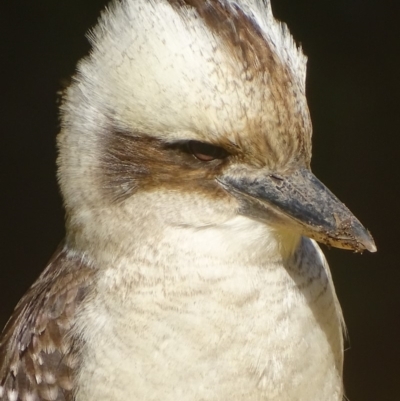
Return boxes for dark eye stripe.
[188,141,229,162]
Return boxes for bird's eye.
[188,141,229,162]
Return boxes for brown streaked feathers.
[0,246,95,401]
[101,130,232,202]
[167,0,311,164]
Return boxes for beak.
[217,167,376,253]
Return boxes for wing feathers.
[0,244,95,401]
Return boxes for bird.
[0,0,376,400]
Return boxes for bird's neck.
[72,215,343,401]
[68,213,301,283]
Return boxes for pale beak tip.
[356,227,377,253]
[363,232,377,253]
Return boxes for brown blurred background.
[0,1,399,400]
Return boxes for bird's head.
[57,0,375,260]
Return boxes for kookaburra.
[0,0,376,400]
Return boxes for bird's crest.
[72,0,311,162]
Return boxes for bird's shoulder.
[0,244,96,401]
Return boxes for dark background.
[1,1,399,400]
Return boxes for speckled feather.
[0,246,95,401]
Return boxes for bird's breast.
[74,238,343,401]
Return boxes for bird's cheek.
[149,187,240,228]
